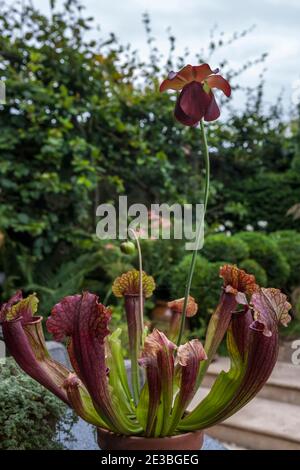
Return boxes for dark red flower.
[160,64,231,126]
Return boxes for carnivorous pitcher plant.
[0,64,291,441]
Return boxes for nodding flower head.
[160,63,231,126]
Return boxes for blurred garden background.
[1,0,300,450]
[1,0,300,334]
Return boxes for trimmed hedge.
[234,232,290,287]
[202,233,249,263]
[271,230,300,287]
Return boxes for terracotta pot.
[97,427,204,451]
[151,300,172,321]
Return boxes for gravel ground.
[59,417,226,450]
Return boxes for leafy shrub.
[239,259,268,286]
[216,172,300,233]
[235,232,290,287]
[271,230,300,287]
[140,239,185,298]
[202,233,249,263]
[0,358,74,450]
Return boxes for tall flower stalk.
[128,228,144,334]
[160,64,231,346]
[177,120,210,346]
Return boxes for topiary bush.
[235,232,290,287]
[271,230,300,288]
[0,358,75,449]
[140,238,185,298]
[202,233,249,263]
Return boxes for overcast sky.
[30,0,300,112]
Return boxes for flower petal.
[206,75,231,97]
[192,64,215,83]
[179,82,211,121]
[174,98,200,127]
[159,64,215,92]
[203,92,221,122]
[159,64,194,92]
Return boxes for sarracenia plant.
[0,64,292,437]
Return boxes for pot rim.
[97,427,203,441]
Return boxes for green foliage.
[221,171,300,233]
[235,232,290,287]
[0,0,211,265]
[140,239,185,298]
[207,97,300,233]
[0,358,74,450]
[202,233,249,263]
[0,0,299,340]
[0,0,297,254]
[0,235,135,317]
[271,230,300,287]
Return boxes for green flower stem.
[127,228,144,404]
[103,287,112,305]
[177,119,210,346]
[128,228,144,335]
